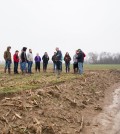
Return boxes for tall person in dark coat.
[42,52,49,72]
[55,47,62,77]
[77,49,85,75]
[21,47,27,74]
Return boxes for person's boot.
[4,68,6,73]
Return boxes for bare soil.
[0,70,120,134]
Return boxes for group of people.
[3,46,85,77]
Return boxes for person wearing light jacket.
[27,49,33,74]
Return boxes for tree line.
[86,52,120,64]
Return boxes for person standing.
[77,49,85,75]
[4,46,12,74]
[21,47,27,74]
[13,50,19,74]
[34,53,41,72]
[64,52,71,73]
[55,47,62,77]
[73,50,78,73]
[42,52,49,72]
[27,49,33,74]
[52,52,57,72]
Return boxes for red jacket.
[13,54,19,62]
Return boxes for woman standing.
[34,53,41,72]
[42,52,49,72]
[13,50,19,74]
[64,52,71,73]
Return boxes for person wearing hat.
[13,50,19,74]
[4,46,12,74]
[21,47,27,74]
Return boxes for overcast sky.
[0,0,120,61]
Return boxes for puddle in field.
[92,87,120,134]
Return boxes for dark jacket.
[56,50,62,61]
[21,52,27,63]
[77,51,84,63]
[52,55,57,63]
[64,55,71,63]
[4,47,11,61]
[42,55,49,64]
[34,56,41,62]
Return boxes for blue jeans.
[21,62,27,72]
[5,60,11,69]
[78,62,83,74]
[65,62,70,72]
[53,62,56,71]
[28,61,33,73]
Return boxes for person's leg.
[68,63,70,72]
[43,62,45,72]
[28,61,30,73]
[16,62,19,73]
[38,62,40,72]
[4,60,8,73]
[14,62,17,74]
[8,61,11,74]
[30,61,33,73]
[65,63,68,73]
[78,62,83,75]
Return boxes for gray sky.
[0,0,120,61]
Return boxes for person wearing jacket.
[77,49,85,75]
[27,49,33,74]
[34,53,41,72]
[55,47,62,77]
[21,47,27,74]
[42,52,49,72]
[73,50,78,73]
[52,52,57,72]
[64,52,71,73]
[13,50,19,74]
[4,46,12,74]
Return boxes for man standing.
[13,50,19,74]
[27,49,33,74]
[21,47,27,74]
[55,47,62,78]
[4,46,12,74]
[77,49,85,75]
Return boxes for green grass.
[84,64,120,70]
[0,63,119,94]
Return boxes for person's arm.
[4,52,7,60]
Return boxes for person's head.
[56,47,59,51]
[7,46,11,52]
[23,47,27,52]
[66,52,69,56]
[54,52,56,55]
[29,49,32,53]
[15,50,19,55]
[36,53,39,56]
[44,52,48,55]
